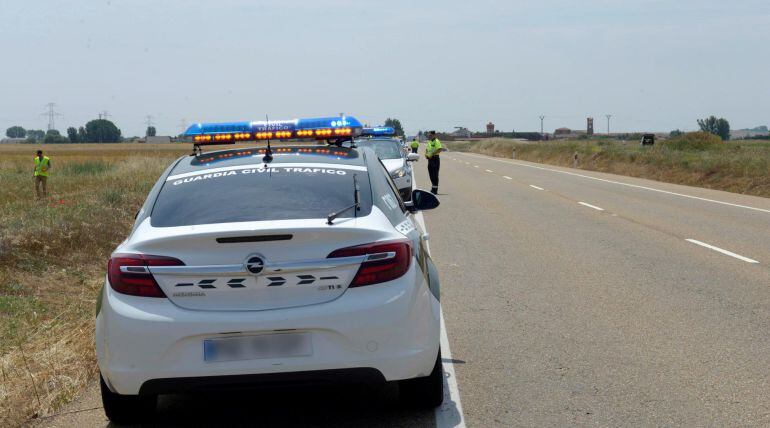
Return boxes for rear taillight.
[328,240,412,287]
[107,253,184,298]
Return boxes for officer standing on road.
[410,137,419,154]
[34,150,51,199]
[425,131,443,194]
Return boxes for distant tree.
[6,126,26,138]
[146,126,157,137]
[67,127,78,143]
[383,118,404,136]
[697,116,730,141]
[26,129,46,141]
[43,132,69,144]
[84,119,122,143]
[669,129,684,137]
[77,126,87,142]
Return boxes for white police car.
[95,116,443,423]
[357,127,419,201]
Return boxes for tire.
[100,375,156,424]
[399,351,444,408]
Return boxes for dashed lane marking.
[529,185,544,190]
[458,153,770,215]
[686,239,759,264]
[579,201,605,211]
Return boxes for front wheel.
[399,351,444,408]
[100,375,156,424]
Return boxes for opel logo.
[245,256,264,275]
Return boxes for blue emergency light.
[361,126,395,136]
[183,116,364,145]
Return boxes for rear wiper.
[327,174,360,225]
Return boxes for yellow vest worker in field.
[34,150,51,199]
[410,138,419,153]
[425,131,443,194]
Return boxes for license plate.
[203,333,312,363]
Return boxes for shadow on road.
[111,383,436,428]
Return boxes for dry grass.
[446,136,770,198]
[0,142,248,426]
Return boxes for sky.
[1,0,769,137]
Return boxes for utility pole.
[98,110,111,120]
[605,114,612,135]
[539,115,545,136]
[41,103,62,131]
[178,118,187,134]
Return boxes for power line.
[178,118,187,133]
[605,114,613,135]
[41,103,62,131]
[539,115,546,135]
[98,110,111,120]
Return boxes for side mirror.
[405,189,440,212]
[406,153,420,162]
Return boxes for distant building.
[0,137,26,144]
[486,122,495,133]
[142,136,172,144]
[451,127,471,138]
[587,118,594,136]
[731,126,769,139]
[554,127,572,136]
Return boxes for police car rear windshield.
[151,154,373,227]
[355,139,403,160]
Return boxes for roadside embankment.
[445,134,770,198]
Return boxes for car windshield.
[356,139,403,160]
[151,162,373,227]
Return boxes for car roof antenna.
[263,114,273,164]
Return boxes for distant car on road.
[95,116,443,424]
[356,137,419,201]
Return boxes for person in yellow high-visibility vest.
[425,131,443,194]
[410,138,419,154]
[34,150,51,198]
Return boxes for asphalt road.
[36,151,770,427]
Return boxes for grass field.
[0,143,249,426]
[445,134,770,198]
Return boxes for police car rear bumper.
[96,264,440,395]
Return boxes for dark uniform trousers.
[428,155,440,194]
[411,147,418,153]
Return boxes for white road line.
[436,310,466,428]
[485,169,493,173]
[473,165,479,168]
[412,176,466,427]
[459,153,770,215]
[529,185,544,190]
[503,176,513,180]
[685,239,759,264]
[579,201,605,211]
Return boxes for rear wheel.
[100,375,156,424]
[399,351,444,408]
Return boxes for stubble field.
[0,143,245,426]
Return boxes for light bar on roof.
[183,116,363,145]
[361,126,395,136]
